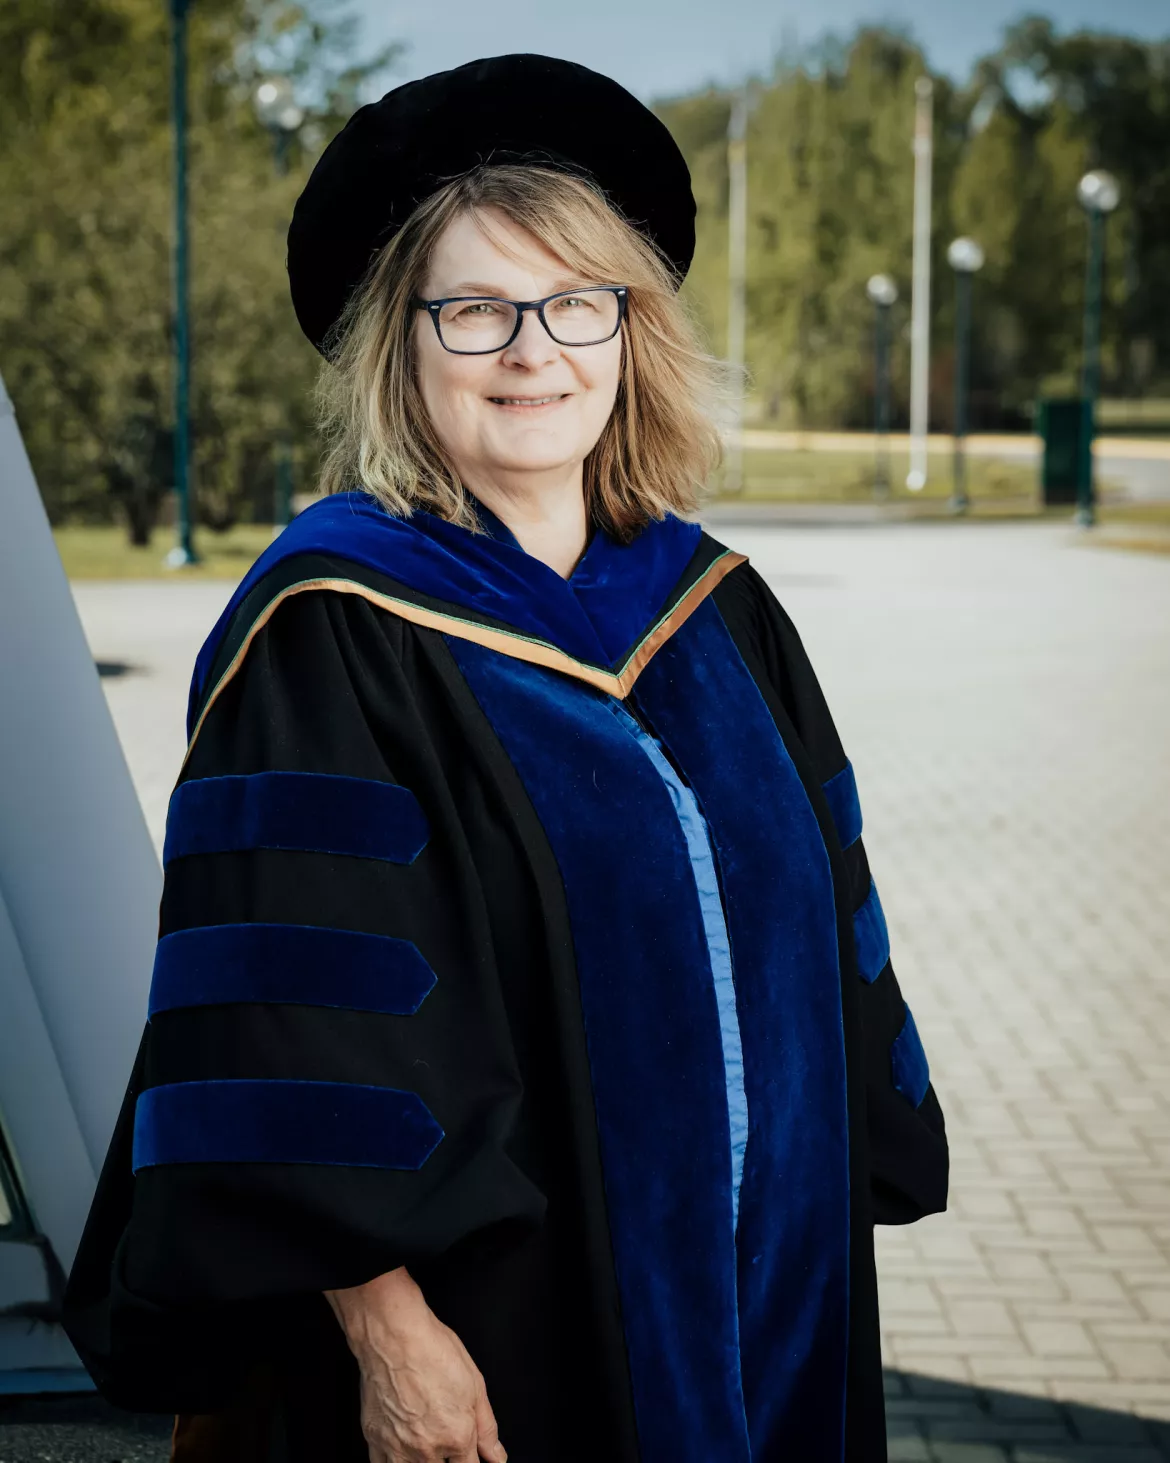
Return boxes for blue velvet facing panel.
[163,771,429,866]
[148,924,436,1018]
[853,878,891,984]
[890,1007,931,1108]
[448,638,751,1463]
[636,601,850,1462]
[449,596,852,1463]
[822,761,863,850]
[131,1079,443,1173]
[607,702,749,1234]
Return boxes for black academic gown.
[63,493,947,1463]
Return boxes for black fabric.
[712,564,950,1226]
[64,551,946,1463]
[287,53,696,352]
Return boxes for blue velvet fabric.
[148,923,436,1018]
[635,601,850,1460]
[607,702,748,1232]
[449,597,851,1462]
[163,771,429,866]
[131,1079,444,1172]
[189,493,703,732]
[822,761,863,850]
[890,1007,931,1108]
[853,878,891,985]
[448,638,751,1463]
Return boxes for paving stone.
[887,1430,932,1463]
[945,1301,1021,1338]
[928,1443,1009,1463]
[1065,1402,1157,1442]
[1019,1322,1100,1359]
[1012,1450,1166,1463]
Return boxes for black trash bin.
[1037,397,1087,506]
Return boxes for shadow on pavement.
[886,1369,1170,1461]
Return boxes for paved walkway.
[65,520,1170,1461]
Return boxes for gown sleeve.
[713,562,949,1226]
[63,585,544,1411]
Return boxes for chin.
[485,433,588,474]
[493,452,581,474]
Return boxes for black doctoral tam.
[287,53,697,352]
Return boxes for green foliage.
[0,0,395,535]
[658,21,1170,429]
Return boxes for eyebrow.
[437,278,596,298]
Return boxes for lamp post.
[906,76,934,491]
[165,0,197,566]
[253,77,304,531]
[253,76,304,176]
[946,237,984,515]
[1075,169,1120,528]
[866,275,898,500]
[724,88,749,495]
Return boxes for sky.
[351,0,1169,102]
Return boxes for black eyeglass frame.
[413,286,628,355]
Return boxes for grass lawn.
[710,447,1039,503]
[1090,501,1170,554]
[54,523,277,580]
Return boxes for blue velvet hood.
[189,491,705,738]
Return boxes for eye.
[457,300,506,318]
[553,294,600,312]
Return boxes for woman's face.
[413,208,623,492]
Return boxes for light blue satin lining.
[609,703,749,1233]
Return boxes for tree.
[657,21,1170,429]
[0,0,397,538]
[967,17,1170,401]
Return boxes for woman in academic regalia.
[64,54,947,1463]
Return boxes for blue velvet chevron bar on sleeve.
[821,762,862,851]
[163,771,429,866]
[853,879,891,985]
[890,1008,931,1108]
[131,1079,444,1172]
[148,924,437,1018]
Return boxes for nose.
[500,307,561,370]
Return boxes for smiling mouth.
[488,394,570,407]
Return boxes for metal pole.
[168,0,196,565]
[274,435,293,529]
[725,89,748,495]
[1077,208,1105,528]
[874,301,891,500]
[951,268,972,514]
[271,126,293,530]
[906,77,933,491]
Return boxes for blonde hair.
[315,165,722,539]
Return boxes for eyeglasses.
[413,286,628,355]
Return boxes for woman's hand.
[325,1266,507,1463]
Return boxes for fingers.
[376,1419,481,1463]
[473,1383,507,1463]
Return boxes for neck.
[466,466,589,579]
